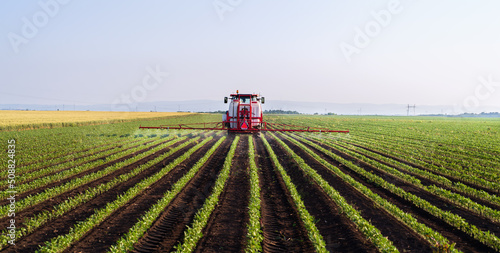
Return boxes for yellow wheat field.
[0,110,191,130]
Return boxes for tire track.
[64,136,220,253]
[0,138,163,207]
[254,135,314,253]
[338,142,500,211]
[346,141,498,195]
[278,134,429,252]
[132,135,234,253]
[301,136,493,253]
[0,137,193,252]
[328,141,500,238]
[0,139,145,191]
[194,136,250,253]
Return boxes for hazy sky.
[1,0,500,111]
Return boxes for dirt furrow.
[338,142,500,211]
[254,135,314,253]
[132,135,233,253]
[346,141,499,196]
[301,136,493,253]
[64,136,220,252]
[268,134,380,252]
[0,139,146,191]
[16,139,125,169]
[1,138,196,253]
[326,141,500,238]
[0,138,193,251]
[194,136,250,253]
[0,138,166,207]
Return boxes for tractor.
[139,91,349,134]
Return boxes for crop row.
[305,133,500,251]
[261,134,328,252]
[325,138,500,223]
[36,135,212,252]
[3,128,124,168]
[283,133,457,252]
[333,139,500,212]
[356,131,500,167]
[244,135,263,253]
[265,115,499,158]
[109,135,226,252]
[345,118,499,155]
[0,134,190,218]
[351,133,500,181]
[0,138,133,176]
[340,135,500,193]
[0,134,201,249]
[0,137,156,195]
[269,132,398,252]
[173,136,239,252]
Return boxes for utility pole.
[407,104,416,116]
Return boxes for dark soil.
[300,135,495,253]
[194,136,250,253]
[268,134,381,252]
[0,139,144,191]
[132,135,234,253]
[0,138,166,207]
[64,136,221,253]
[254,135,315,253]
[0,137,194,253]
[346,141,499,196]
[339,142,500,212]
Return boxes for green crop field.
[1,113,499,252]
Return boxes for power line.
[407,104,416,116]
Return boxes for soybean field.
[1,113,500,252]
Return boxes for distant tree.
[264,110,300,114]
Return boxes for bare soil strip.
[0,139,145,191]
[327,141,500,238]
[269,134,381,252]
[0,138,168,207]
[254,135,314,253]
[347,141,498,195]
[339,142,500,211]
[132,136,234,253]
[64,136,220,252]
[16,139,124,169]
[193,136,250,253]
[0,138,193,250]
[301,136,493,253]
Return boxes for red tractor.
[222,92,264,133]
[140,91,349,134]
